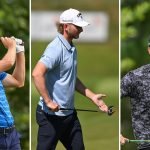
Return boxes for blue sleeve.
[39,45,61,70]
[0,72,7,81]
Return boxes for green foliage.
[121,0,150,74]
[121,58,136,75]
[0,0,29,149]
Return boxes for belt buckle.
[4,127,10,135]
[4,126,13,135]
[3,128,8,135]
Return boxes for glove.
[11,36,25,53]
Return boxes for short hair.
[56,22,64,34]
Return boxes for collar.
[57,33,73,51]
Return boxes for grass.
[31,41,119,150]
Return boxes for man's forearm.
[0,48,16,71]
[33,72,59,111]
[12,52,25,87]
[75,78,95,101]
[33,75,52,104]
[75,78,108,110]
[0,61,14,72]
[0,37,16,71]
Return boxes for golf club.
[60,106,115,116]
[128,140,150,143]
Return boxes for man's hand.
[92,94,108,112]
[11,37,25,53]
[1,37,16,49]
[120,134,129,145]
[46,101,60,112]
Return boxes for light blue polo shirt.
[0,72,14,127]
[38,34,77,116]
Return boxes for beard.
[66,30,80,39]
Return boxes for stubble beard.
[67,30,80,40]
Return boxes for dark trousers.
[0,129,21,150]
[36,105,85,150]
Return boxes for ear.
[64,24,70,34]
[64,24,68,30]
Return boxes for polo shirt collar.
[58,34,73,51]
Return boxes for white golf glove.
[11,36,25,53]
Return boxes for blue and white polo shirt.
[0,72,14,127]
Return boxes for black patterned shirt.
[121,64,150,149]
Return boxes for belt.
[37,105,76,120]
[0,125,15,135]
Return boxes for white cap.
[60,8,90,27]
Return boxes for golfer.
[120,39,150,150]
[32,8,108,150]
[0,37,25,149]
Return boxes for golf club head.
[107,106,115,116]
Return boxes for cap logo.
[77,13,83,19]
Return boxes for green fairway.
[31,41,119,150]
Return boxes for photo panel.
[121,0,150,150]
[0,0,29,149]
[31,0,119,150]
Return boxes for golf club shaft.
[60,106,115,116]
[128,140,150,143]
[60,108,99,112]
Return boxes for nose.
[76,26,83,32]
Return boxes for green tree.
[121,0,150,75]
[0,0,29,149]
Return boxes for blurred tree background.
[121,0,150,150]
[0,0,29,149]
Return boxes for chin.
[74,35,79,39]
